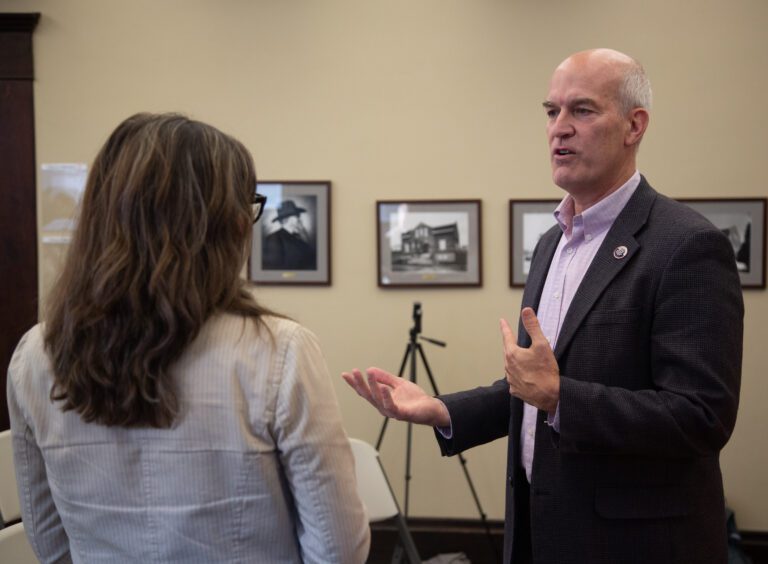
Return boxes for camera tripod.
[376,302,498,561]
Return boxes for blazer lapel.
[553,178,658,359]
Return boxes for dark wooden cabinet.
[0,13,40,430]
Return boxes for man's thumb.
[521,307,545,342]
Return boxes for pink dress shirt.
[520,171,641,483]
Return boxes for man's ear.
[626,108,649,147]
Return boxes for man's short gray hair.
[618,61,653,114]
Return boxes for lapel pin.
[613,245,628,259]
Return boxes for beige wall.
[4,0,767,529]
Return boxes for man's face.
[283,214,302,234]
[544,53,636,202]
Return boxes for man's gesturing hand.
[341,367,450,427]
[500,307,561,413]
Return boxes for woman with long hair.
[7,113,369,563]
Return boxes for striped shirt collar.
[554,171,641,240]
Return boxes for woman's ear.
[238,215,251,239]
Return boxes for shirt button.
[586,234,593,241]
[553,292,560,299]
[566,248,574,255]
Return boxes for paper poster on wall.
[39,163,88,305]
[40,163,87,244]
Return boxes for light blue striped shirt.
[8,314,370,564]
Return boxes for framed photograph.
[376,200,482,288]
[249,181,331,285]
[509,199,560,287]
[679,198,766,289]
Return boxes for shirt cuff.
[435,400,453,439]
[545,402,560,433]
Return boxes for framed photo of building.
[376,199,482,288]
[249,181,331,285]
[679,198,766,289]
[509,199,560,287]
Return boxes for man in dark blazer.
[343,48,743,564]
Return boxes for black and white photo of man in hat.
[262,198,317,270]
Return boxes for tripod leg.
[393,513,422,564]
[376,418,389,452]
[376,344,413,451]
[416,344,441,396]
[397,343,411,378]
[403,340,418,518]
[390,543,405,564]
[404,421,413,517]
[457,452,500,560]
[416,344,499,560]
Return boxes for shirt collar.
[554,171,641,239]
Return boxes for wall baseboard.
[369,517,503,563]
[741,531,768,563]
[369,518,768,564]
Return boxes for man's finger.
[520,307,547,344]
[499,318,517,351]
[379,385,398,416]
[340,369,361,391]
[366,370,386,407]
[342,369,373,402]
[365,366,401,388]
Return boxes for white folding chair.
[0,430,37,562]
[349,438,421,564]
[0,429,21,523]
[0,522,37,563]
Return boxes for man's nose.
[550,112,574,140]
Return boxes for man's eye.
[546,109,558,119]
[574,108,592,115]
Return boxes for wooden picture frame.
[509,199,560,287]
[249,181,331,285]
[679,198,766,289]
[376,200,482,288]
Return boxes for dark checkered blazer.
[436,177,743,564]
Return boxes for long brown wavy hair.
[45,113,272,428]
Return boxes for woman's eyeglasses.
[252,193,267,224]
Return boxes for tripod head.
[409,302,446,347]
[411,302,422,337]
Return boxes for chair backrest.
[0,429,21,523]
[348,438,400,522]
[349,438,422,563]
[0,522,37,563]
